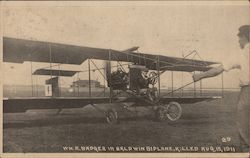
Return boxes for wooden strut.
[221,72,224,97]
[90,103,138,120]
[77,72,79,97]
[171,71,174,97]
[88,59,92,98]
[163,81,195,97]
[181,72,184,97]
[89,59,106,79]
[103,68,106,97]
[119,50,175,67]
[125,90,160,107]
[49,43,53,98]
[80,63,129,73]
[30,61,33,97]
[200,79,202,96]
[58,64,61,97]
[36,75,38,97]
[157,55,161,98]
[108,49,112,103]
[89,59,106,97]
[193,72,196,98]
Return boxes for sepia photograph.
[1,1,249,157]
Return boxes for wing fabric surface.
[33,69,80,77]
[3,37,218,72]
[3,37,108,64]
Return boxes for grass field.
[3,91,244,153]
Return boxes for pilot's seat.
[129,65,158,101]
[129,65,150,91]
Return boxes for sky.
[1,1,249,89]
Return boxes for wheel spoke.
[106,109,118,124]
[166,102,182,121]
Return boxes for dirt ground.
[3,91,244,153]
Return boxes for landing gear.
[154,102,182,122]
[104,102,182,124]
[155,106,168,121]
[165,102,182,121]
[106,108,119,124]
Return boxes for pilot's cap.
[237,25,250,40]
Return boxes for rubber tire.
[166,101,182,121]
[155,106,168,122]
[106,109,119,124]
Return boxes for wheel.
[155,106,168,122]
[106,109,119,124]
[166,102,182,121]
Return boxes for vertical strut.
[58,64,61,97]
[36,75,38,97]
[193,72,196,98]
[49,43,53,97]
[49,44,52,81]
[73,77,75,97]
[171,71,174,97]
[109,49,112,103]
[221,72,224,97]
[157,56,161,97]
[77,72,79,97]
[103,68,106,97]
[200,79,202,96]
[88,59,92,98]
[30,61,33,97]
[181,72,183,97]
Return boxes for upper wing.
[3,37,110,64]
[3,37,218,72]
[127,52,218,72]
[33,69,80,77]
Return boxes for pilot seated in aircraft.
[138,69,150,89]
[129,65,150,91]
[136,69,158,101]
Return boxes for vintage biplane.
[3,37,223,124]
